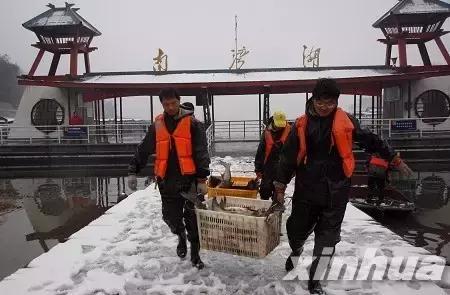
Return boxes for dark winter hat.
[181,102,195,111]
[311,78,340,100]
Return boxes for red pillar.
[48,53,61,76]
[385,44,392,66]
[84,52,91,74]
[435,37,450,65]
[70,45,78,77]
[28,49,45,76]
[398,38,407,67]
[417,42,431,66]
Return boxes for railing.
[213,120,265,142]
[212,117,450,141]
[0,122,218,154]
[0,123,150,145]
[1,116,450,147]
[358,117,450,138]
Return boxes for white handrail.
[0,123,151,145]
[1,116,449,146]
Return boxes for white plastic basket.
[196,196,281,258]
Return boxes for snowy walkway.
[0,157,449,295]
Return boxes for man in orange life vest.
[255,111,291,200]
[273,78,412,294]
[128,88,210,269]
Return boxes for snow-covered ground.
[0,157,449,295]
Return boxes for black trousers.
[286,197,347,281]
[161,195,199,244]
[259,175,275,201]
[367,177,386,202]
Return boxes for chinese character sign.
[302,45,320,68]
[229,46,249,70]
[153,48,168,71]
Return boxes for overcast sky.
[1,0,449,120]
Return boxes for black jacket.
[129,108,211,195]
[275,101,395,207]
[255,118,289,180]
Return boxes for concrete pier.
[0,177,448,294]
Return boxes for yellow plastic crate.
[196,196,281,258]
[207,176,258,199]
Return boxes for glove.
[391,155,413,177]
[128,174,137,191]
[196,178,208,195]
[397,160,413,177]
[273,181,286,204]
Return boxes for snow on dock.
[0,157,448,295]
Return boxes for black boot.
[176,232,187,258]
[376,196,385,206]
[308,280,325,295]
[285,247,303,272]
[366,196,377,204]
[190,242,204,269]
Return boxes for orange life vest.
[296,108,355,178]
[264,125,291,163]
[154,114,196,179]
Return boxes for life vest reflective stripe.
[264,124,291,163]
[296,108,355,178]
[296,116,308,165]
[154,114,196,179]
[369,156,389,170]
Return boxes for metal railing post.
[419,119,423,138]
[87,125,90,143]
[116,123,119,144]
[57,125,61,144]
[228,121,231,140]
[388,119,392,138]
[243,121,246,139]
